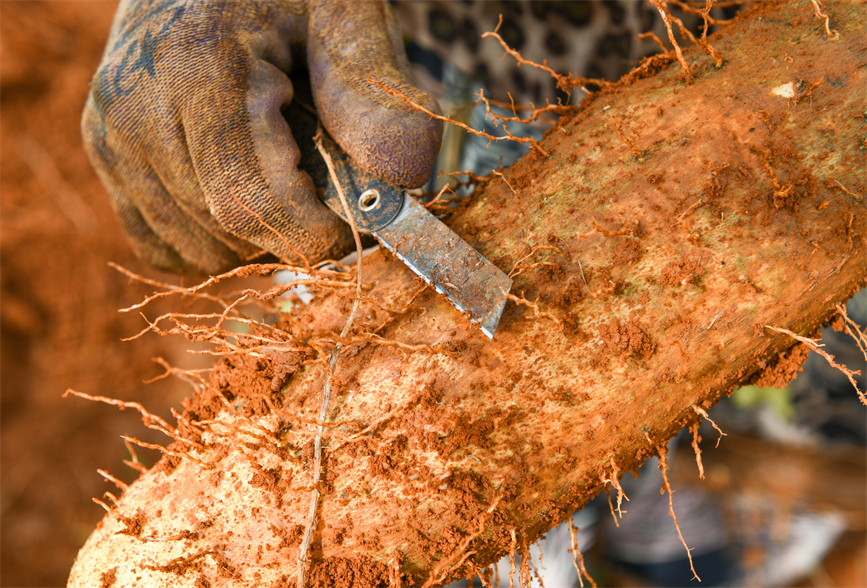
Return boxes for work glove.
[82,0,443,274]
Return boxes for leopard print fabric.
[391,1,739,187]
[394,0,728,106]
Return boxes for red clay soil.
[0,2,205,585]
[68,2,866,587]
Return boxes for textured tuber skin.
[70,3,866,587]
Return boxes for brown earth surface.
[0,2,206,585]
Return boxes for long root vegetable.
[70,3,866,586]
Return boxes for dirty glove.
[82,0,443,274]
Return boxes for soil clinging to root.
[70,2,866,587]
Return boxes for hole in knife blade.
[358,189,381,212]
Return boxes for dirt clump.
[99,567,118,588]
[611,238,644,265]
[751,341,812,390]
[659,255,707,287]
[308,557,390,588]
[598,319,657,361]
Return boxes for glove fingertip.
[308,0,444,188]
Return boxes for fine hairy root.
[765,324,865,406]
[600,457,629,526]
[480,15,611,98]
[567,520,596,588]
[369,77,549,157]
[650,0,696,82]
[809,0,839,39]
[652,436,700,582]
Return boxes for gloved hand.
[83,0,443,274]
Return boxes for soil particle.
[117,510,146,537]
[199,351,296,422]
[368,453,392,477]
[647,171,665,186]
[155,453,182,476]
[751,342,811,389]
[433,525,466,555]
[828,313,847,332]
[441,414,497,455]
[265,348,310,392]
[702,162,746,205]
[272,523,305,550]
[449,470,487,497]
[659,255,707,286]
[598,319,657,360]
[100,567,117,588]
[250,466,282,491]
[419,375,447,406]
[611,238,644,265]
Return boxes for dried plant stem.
[295,134,365,588]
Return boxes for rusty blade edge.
[373,196,512,339]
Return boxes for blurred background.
[1,3,204,585]
[1,2,864,586]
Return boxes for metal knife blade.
[373,193,512,338]
[290,105,512,337]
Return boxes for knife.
[295,118,512,338]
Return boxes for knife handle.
[290,102,404,234]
